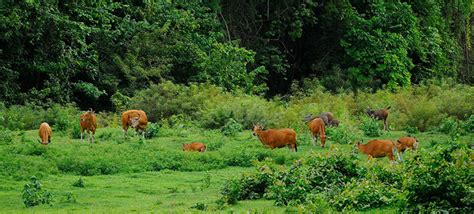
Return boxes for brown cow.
[366,106,391,130]
[396,136,419,153]
[355,139,400,162]
[38,122,52,145]
[252,124,297,152]
[121,110,148,138]
[80,109,97,143]
[307,117,326,147]
[303,112,339,127]
[182,142,206,152]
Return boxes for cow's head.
[130,117,140,128]
[302,114,314,122]
[252,123,263,136]
[80,109,95,122]
[366,108,375,117]
[182,143,189,151]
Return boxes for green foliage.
[220,118,243,136]
[325,125,354,144]
[360,117,382,137]
[438,117,462,137]
[22,176,54,207]
[145,123,160,139]
[72,177,85,188]
[400,141,472,212]
[0,128,14,145]
[190,202,207,211]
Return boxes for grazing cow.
[38,122,52,145]
[307,117,326,147]
[252,124,297,152]
[80,109,97,143]
[303,112,340,127]
[396,136,419,153]
[182,142,206,152]
[121,110,148,138]
[355,139,400,162]
[366,106,391,130]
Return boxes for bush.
[145,122,160,138]
[438,117,463,138]
[325,124,355,144]
[461,115,474,134]
[219,165,274,205]
[221,118,243,136]
[400,141,472,212]
[22,176,54,207]
[331,179,398,211]
[359,117,382,137]
[72,177,85,188]
[0,128,14,144]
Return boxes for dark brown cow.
[366,106,391,130]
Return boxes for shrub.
[22,176,54,207]
[72,177,85,188]
[221,118,243,136]
[190,202,207,211]
[438,117,462,138]
[145,122,160,138]
[0,128,14,144]
[400,141,472,212]
[359,117,382,137]
[331,179,398,211]
[325,124,355,144]
[461,115,474,134]
[219,165,274,205]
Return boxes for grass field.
[0,126,471,213]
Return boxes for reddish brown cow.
[121,110,148,138]
[307,117,326,147]
[183,142,207,152]
[252,124,297,152]
[366,106,391,130]
[396,136,419,153]
[38,122,52,145]
[356,139,400,162]
[80,109,97,143]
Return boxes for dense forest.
[1,0,472,110]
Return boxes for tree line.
[0,0,472,110]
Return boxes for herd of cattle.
[37,106,417,162]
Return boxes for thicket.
[219,141,473,212]
[1,0,472,110]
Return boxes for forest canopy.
[0,0,472,110]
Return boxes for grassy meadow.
[0,125,471,212]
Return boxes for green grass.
[0,126,471,212]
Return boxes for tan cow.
[252,124,297,152]
[121,110,148,138]
[183,142,207,152]
[80,109,97,143]
[38,122,52,145]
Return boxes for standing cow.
[306,117,326,147]
[366,106,391,130]
[121,110,148,138]
[252,124,298,152]
[38,122,52,145]
[80,109,97,143]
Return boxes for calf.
[80,109,97,143]
[366,106,391,130]
[252,124,297,152]
[183,142,207,152]
[121,110,148,138]
[307,117,326,147]
[396,136,419,153]
[38,122,52,145]
[356,139,400,162]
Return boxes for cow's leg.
[384,119,388,130]
[80,130,83,143]
[123,127,128,138]
[91,131,95,144]
[311,134,316,146]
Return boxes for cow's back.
[309,118,325,134]
[398,137,417,151]
[365,140,394,157]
